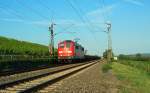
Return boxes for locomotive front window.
[82,47,84,51]
[59,43,64,48]
[66,42,70,48]
[76,46,79,49]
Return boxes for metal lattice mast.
[49,23,56,57]
[106,22,112,62]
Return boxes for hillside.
[128,53,150,57]
[0,36,50,56]
[141,53,150,57]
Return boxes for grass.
[112,62,150,93]
[102,63,112,73]
[118,60,150,73]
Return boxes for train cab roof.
[58,40,84,48]
[58,40,74,43]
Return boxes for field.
[111,60,150,93]
[118,60,150,73]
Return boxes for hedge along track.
[0,60,98,93]
[0,64,64,77]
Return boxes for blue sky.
[0,0,149,55]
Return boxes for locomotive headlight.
[67,51,72,53]
[59,51,63,53]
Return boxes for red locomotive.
[58,40,85,62]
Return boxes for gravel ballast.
[39,60,120,93]
[0,62,86,86]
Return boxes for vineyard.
[0,36,58,71]
[0,36,59,62]
[0,36,50,56]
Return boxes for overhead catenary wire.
[64,0,91,39]
[0,1,77,47]
[65,0,97,37]
[0,2,41,24]
[65,0,93,32]
[0,6,25,20]
[65,0,100,48]
[72,0,99,32]
[1,4,43,24]
[37,0,78,39]
[98,0,113,61]
[71,0,102,44]
[15,0,77,41]
[0,2,50,31]
[0,0,105,55]
[15,0,50,21]
[37,0,55,22]
[72,0,105,45]
[71,0,110,56]
[38,0,53,13]
[97,0,106,22]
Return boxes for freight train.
[58,40,85,62]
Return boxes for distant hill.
[0,36,50,56]
[119,53,150,61]
[141,53,150,57]
[123,53,150,57]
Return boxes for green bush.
[102,63,112,73]
[118,54,150,61]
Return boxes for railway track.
[0,60,98,93]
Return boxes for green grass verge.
[112,62,150,93]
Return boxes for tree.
[103,49,114,59]
[135,53,142,61]
[136,53,142,58]
[103,50,107,59]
